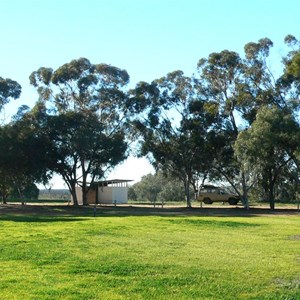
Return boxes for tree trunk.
[269,180,275,210]
[82,186,88,206]
[1,191,8,204]
[241,195,249,210]
[184,178,192,208]
[16,183,25,205]
[81,162,90,206]
[241,172,249,210]
[70,183,78,206]
[269,191,275,210]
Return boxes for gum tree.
[196,49,252,207]
[0,76,21,202]
[196,38,289,209]
[129,71,216,207]
[235,106,300,210]
[30,58,131,205]
[0,108,51,204]
[0,77,21,113]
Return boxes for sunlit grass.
[0,209,299,299]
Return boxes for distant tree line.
[1,35,300,209]
[39,189,71,201]
[128,172,191,204]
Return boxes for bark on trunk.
[16,184,25,205]
[70,183,78,206]
[241,174,249,210]
[82,186,88,206]
[242,196,249,210]
[269,180,275,210]
[269,192,275,210]
[184,178,192,208]
[81,164,89,206]
[2,193,8,204]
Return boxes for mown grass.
[0,207,299,299]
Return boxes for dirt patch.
[0,203,299,218]
[289,235,300,240]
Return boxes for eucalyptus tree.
[30,58,131,205]
[277,35,300,202]
[195,49,255,207]
[235,106,300,210]
[241,38,291,121]
[240,36,300,207]
[130,172,168,204]
[129,172,187,204]
[282,35,300,80]
[197,49,244,135]
[129,71,216,207]
[46,111,127,205]
[0,107,51,204]
[280,35,300,109]
[195,38,295,209]
[0,77,22,202]
[0,76,21,112]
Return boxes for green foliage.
[194,36,300,209]
[131,71,216,207]
[235,106,300,209]
[127,36,300,209]
[2,35,300,209]
[38,189,70,201]
[29,58,132,205]
[197,49,243,133]
[129,172,187,203]
[0,77,21,111]
[30,58,129,115]
[0,210,299,299]
[131,173,165,203]
[285,52,300,78]
[9,182,39,200]
[157,180,187,202]
[0,114,51,203]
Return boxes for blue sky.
[1,0,299,187]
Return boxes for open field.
[0,205,299,299]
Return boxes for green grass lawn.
[0,206,299,299]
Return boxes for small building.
[74,179,133,205]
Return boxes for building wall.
[74,187,96,205]
[111,187,128,204]
[73,185,129,204]
[75,187,83,205]
[87,189,96,204]
[97,186,113,204]
[97,186,128,204]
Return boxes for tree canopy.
[1,36,300,209]
[0,77,21,112]
[29,58,131,205]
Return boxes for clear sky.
[1,0,299,188]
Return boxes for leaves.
[235,105,300,207]
[30,58,130,117]
[0,77,21,110]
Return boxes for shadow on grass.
[166,218,261,228]
[0,215,87,223]
[0,204,297,223]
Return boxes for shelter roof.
[91,179,133,187]
[95,179,133,184]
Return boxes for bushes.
[128,172,192,203]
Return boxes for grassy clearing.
[0,206,299,299]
